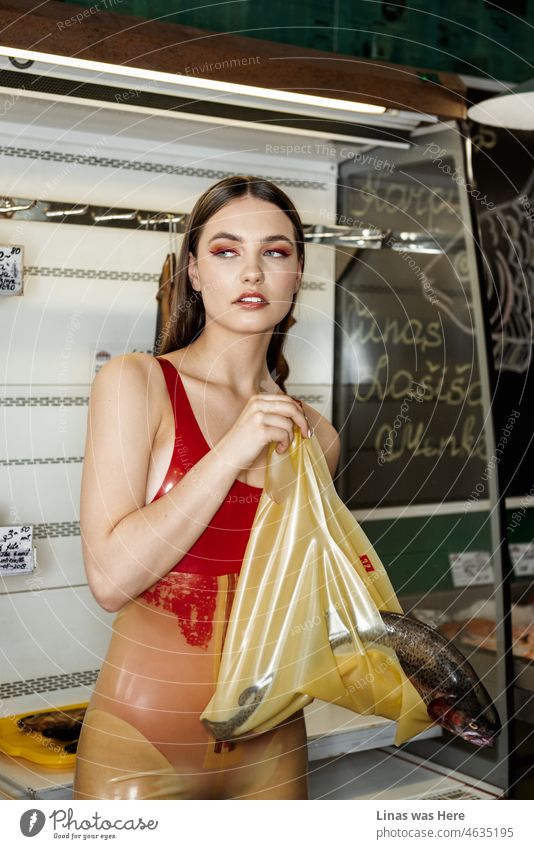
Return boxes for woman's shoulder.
[94,351,156,379]
[300,400,341,479]
[91,353,165,432]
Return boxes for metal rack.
[0,195,445,253]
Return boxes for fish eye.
[468,721,479,730]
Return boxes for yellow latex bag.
[200,427,435,746]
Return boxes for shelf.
[308,747,504,800]
[0,689,442,799]
[304,701,442,761]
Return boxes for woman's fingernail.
[307,427,312,438]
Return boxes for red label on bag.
[360,554,375,572]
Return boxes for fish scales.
[376,611,501,747]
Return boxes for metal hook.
[0,198,36,214]
[137,212,185,227]
[92,209,139,223]
[45,204,89,218]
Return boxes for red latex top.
[149,356,262,576]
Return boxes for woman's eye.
[211,248,289,258]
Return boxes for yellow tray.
[0,702,88,768]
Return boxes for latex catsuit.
[73,356,309,800]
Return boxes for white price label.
[0,525,35,574]
[449,550,493,587]
[0,244,23,296]
[509,543,534,577]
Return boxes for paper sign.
[0,245,24,296]
[509,543,534,577]
[449,551,493,587]
[0,526,35,574]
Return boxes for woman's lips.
[233,300,269,309]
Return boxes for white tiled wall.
[0,103,337,696]
[1,588,113,681]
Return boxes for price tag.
[509,543,534,577]
[449,551,493,587]
[0,245,24,296]
[0,526,35,574]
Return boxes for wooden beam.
[0,0,466,119]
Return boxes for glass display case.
[0,44,529,798]
[330,121,529,795]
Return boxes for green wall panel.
[69,1,534,83]
[360,507,534,596]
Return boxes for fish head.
[427,695,501,748]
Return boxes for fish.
[17,708,86,741]
[201,674,273,741]
[377,611,501,748]
[202,609,502,746]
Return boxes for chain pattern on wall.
[0,397,88,406]
[0,145,329,191]
[25,266,160,282]
[33,522,81,539]
[0,456,84,466]
[0,669,99,699]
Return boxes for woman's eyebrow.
[207,231,294,246]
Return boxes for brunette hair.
[156,175,305,392]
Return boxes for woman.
[73,175,341,800]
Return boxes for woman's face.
[188,195,302,334]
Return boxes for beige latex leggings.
[73,571,309,800]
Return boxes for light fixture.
[0,45,386,118]
[467,78,534,130]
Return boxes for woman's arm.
[79,353,250,613]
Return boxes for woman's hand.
[218,393,311,471]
